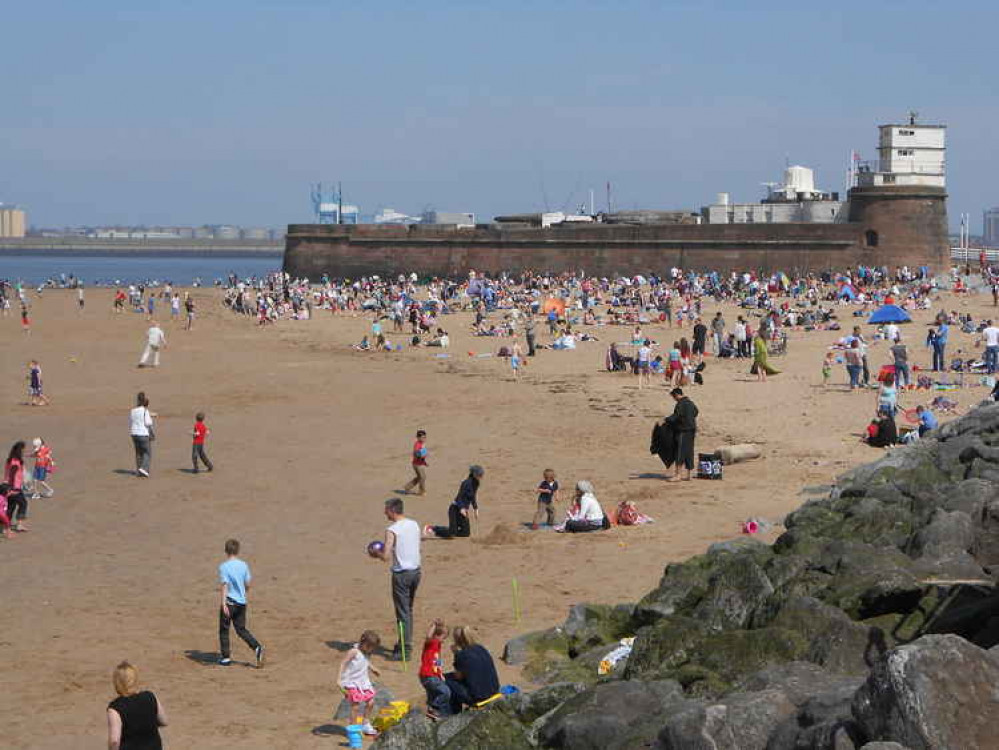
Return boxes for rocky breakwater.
[373,403,999,750]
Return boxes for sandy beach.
[1,285,993,749]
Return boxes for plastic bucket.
[345,723,364,749]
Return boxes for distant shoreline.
[0,236,283,255]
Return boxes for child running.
[532,468,560,529]
[419,619,451,719]
[27,360,49,406]
[338,630,381,736]
[192,412,214,473]
[29,438,55,498]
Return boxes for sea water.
[0,252,281,286]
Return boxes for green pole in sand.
[398,621,408,671]
[512,578,522,623]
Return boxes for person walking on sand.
[184,294,196,331]
[192,412,214,473]
[138,321,166,368]
[373,498,422,661]
[403,430,428,496]
[129,392,155,477]
[218,538,265,667]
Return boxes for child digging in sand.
[531,468,560,529]
[338,630,381,736]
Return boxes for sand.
[1,285,992,748]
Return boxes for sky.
[2,0,997,232]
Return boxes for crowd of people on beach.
[8,257,999,748]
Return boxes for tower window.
[865,230,879,248]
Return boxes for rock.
[502,627,563,666]
[504,682,587,725]
[624,616,712,680]
[691,555,774,631]
[634,557,713,625]
[764,677,863,750]
[439,708,532,750]
[333,683,394,720]
[654,688,797,750]
[858,744,913,750]
[814,542,923,619]
[852,634,999,750]
[769,597,879,675]
[370,712,437,750]
[738,661,860,706]
[705,536,771,559]
[908,509,975,559]
[561,603,634,653]
[539,679,684,750]
[977,498,999,568]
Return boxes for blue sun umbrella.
[867,304,912,325]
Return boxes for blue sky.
[2,0,996,231]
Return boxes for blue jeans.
[421,676,451,716]
[894,363,910,387]
[932,343,945,372]
[847,364,862,388]
[986,346,999,374]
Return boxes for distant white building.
[703,165,845,225]
[856,116,946,188]
[421,210,475,227]
[374,208,421,224]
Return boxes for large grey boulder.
[852,634,999,750]
[370,712,436,750]
[439,708,532,750]
[691,555,775,631]
[539,679,683,750]
[858,744,912,750]
[908,509,975,559]
[654,688,797,750]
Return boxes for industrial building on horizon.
[24,224,284,241]
[0,204,27,238]
[984,207,999,248]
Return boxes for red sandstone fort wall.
[283,187,948,279]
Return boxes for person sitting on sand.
[443,626,500,714]
[864,408,898,448]
[556,481,609,533]
[425,328,449,348]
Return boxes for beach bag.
[698,453,723,479]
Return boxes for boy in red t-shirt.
[419,619,451,719]
[192,412,214,473]
[403,430,428,496]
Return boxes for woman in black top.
[444,625,500,714]
[428,465,483,539]
[107,661,167,750]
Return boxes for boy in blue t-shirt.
[218,538,264,667]
[916,405,938,437]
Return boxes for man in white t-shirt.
[884,322,900,343]
[377,498,421,660]
[983,320,999,373]
[138,321,167,368]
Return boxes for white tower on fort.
[857,112,946,188]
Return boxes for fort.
[283,121,949,279]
